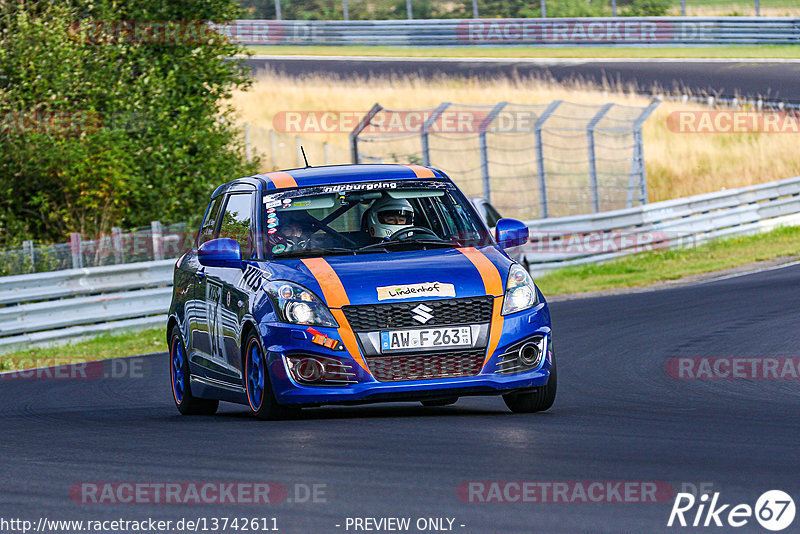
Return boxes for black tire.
[503,354,557,414]
[421,397,458,407]
[243,331,299,421]
[169,326,219,416]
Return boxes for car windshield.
[258,179,491,260]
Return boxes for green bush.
[623,0,670,16]
[0,1,258,247]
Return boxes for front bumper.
[261,302,552,406]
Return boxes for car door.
[188,195,224,365]
[198,188,257,383]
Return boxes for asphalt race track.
[246,56,800,105]
[1,264,798,533]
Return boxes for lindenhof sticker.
[376,282,456,301]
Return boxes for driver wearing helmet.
[266,213,314,254]
[362,196,415,240]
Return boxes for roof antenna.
[300,146,311,168]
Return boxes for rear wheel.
[169,326,219,416]
[421,397,458,407]
[503,354,557,414]
[243,332,299,420]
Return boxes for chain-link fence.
[351,99,660,220]
[244,124,351,170]
[0,222,192,277]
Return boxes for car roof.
[212,164,445,197]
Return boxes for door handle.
[195,269,206,281]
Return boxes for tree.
[0,0,258,246]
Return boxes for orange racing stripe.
[300,258,370,373]
[403,164,436,178]
[457,247,505,368]
[264,171,298,189]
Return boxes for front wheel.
[503,354,557,414]
[243,332,299,420]
[169,326,219,416]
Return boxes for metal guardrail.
[0,261,174,352]
[224,18,800,46]
[1,176,799,351]
[0,221,190,277]
[521,175,800,276]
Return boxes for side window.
[484,203,502,228]
[218,193,254,258]
[198,196,223,246]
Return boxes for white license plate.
[380,326,473,353]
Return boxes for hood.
[258,247,511,307]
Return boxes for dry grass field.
[231,72,800,208]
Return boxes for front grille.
[343,297,493,331]
[366,348,486,382]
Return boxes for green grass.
[1,225,799,369]
[248,45,800,59]
[536,225,800,295]
[0,328,165,372]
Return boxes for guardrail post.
[70,233,83,269]
[681,0,686,15]
[534,100,562,219]
[22,240,35,273]
[350,103,383,164]
[628,99,660,207]
[611,0,617,16]
[111,227,124,264]
[540,0,547,17]
[472,0,478,18]
[421,102,451,167]
[275,0,281,20]
[342,0,348,20]
[151,221,164,261]
[586,103,614,214]
[477,102,508,204]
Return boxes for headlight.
[265,281,339,327]
[501,264,540,315]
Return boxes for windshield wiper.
[357,239,456,252]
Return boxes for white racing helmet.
[363,197,415,239]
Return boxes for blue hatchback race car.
[167,164,555,419]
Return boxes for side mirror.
[495,218,529,249]
[198,238,242,268]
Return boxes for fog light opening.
[518,341,542,367]
[294,357,326,382]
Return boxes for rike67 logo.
[668,490,795,531]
